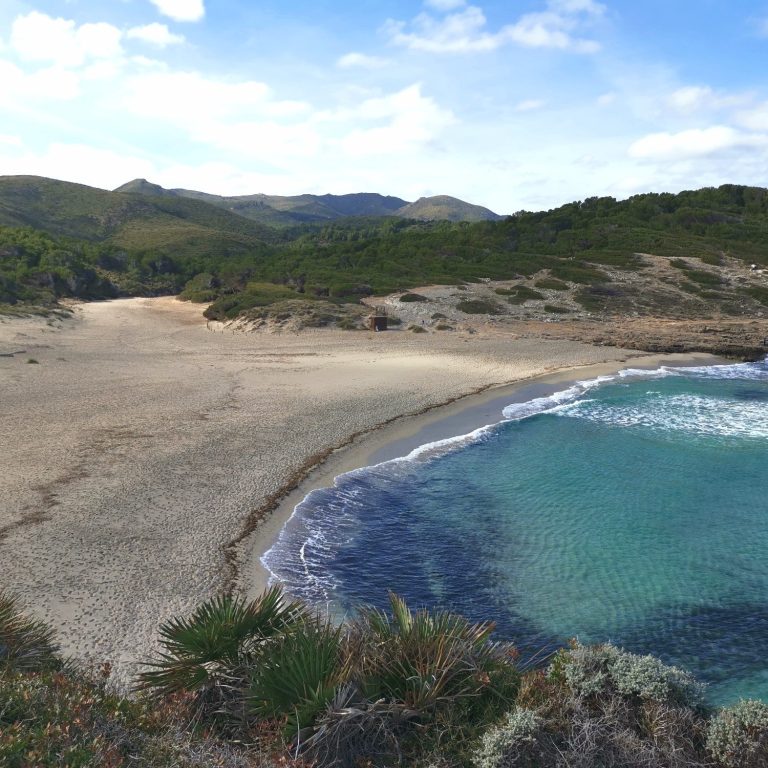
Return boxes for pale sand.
[0,297,720,680]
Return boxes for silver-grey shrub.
[472,708,547,768]
[562,642,704,706]
[707,699,768,768]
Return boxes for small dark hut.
[369,314,388,331]
[369,305,389,331]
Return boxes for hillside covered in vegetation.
[4,176,768,323]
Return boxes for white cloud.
[118,64,453,162]
[736,102,768,132]
[665,85,751,115]
[385,7,499,53]
[515,99,546,112]
[386,0,604,54]
[0,60,81,102]
[0,143,157,190]
[506,10,601,53]
[121,69,319,163]
[123,70,274,123]
[340,84,455,156]
[127,23,184,47]
[628,126,766,160]
[149,0,205,23]
[337,52,388,69]
[0,134,23,147]
[667,86,715,113]
[597,91,615,106]
[197,121,323,160]
[10,12,123,68]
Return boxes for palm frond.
[249,618,344,731]
[138,585,308,697]
[350,593,516,716]
[0,591,59,672]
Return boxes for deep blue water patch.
[264,360,768,705]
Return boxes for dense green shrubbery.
[0,227,120,305]
[457,299,503,315]
[472,642,711,768]
[9,182,768,318]
[178,272,219,302]
[4,587,768,767]
[0,592,282,767]
[136,590,520,766]
[504,286,544,305]
[534,277,569,291]
[203,282,303,320]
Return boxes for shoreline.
[238,350,725,599]
[5,296,666,676]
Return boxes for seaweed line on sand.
[221,378,517,594]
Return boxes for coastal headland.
[0,297,727,678]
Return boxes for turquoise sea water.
[263,359,768,705]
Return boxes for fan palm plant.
[137,586,308,706]
[350,592,518,719]
[249,617,346,734]
[0,591,59,672]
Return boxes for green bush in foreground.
[707,700,768,768]
[138,587,308,718]
[557,641,704,706]
[4,588,768,767]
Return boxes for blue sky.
[1,0,768,213]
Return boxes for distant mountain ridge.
[113,179,502,225]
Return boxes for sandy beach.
[0,297,720,679]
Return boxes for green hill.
[0,176,275,245]
[0,176,276,303]
[395,194,502,222]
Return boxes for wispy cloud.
[148,0,205,23]
[126,23,184,47]
[666,85,752,114]
[385,0,605,54]
[628,126,767,160]
[337,52,388,69]
[515,99,546,112]
[424,0,467,10]
[753,15,768,37]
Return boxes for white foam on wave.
[560,393,768,440]
[262,356,768,594]
[501,358,768,422]
[261,425,503,597]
